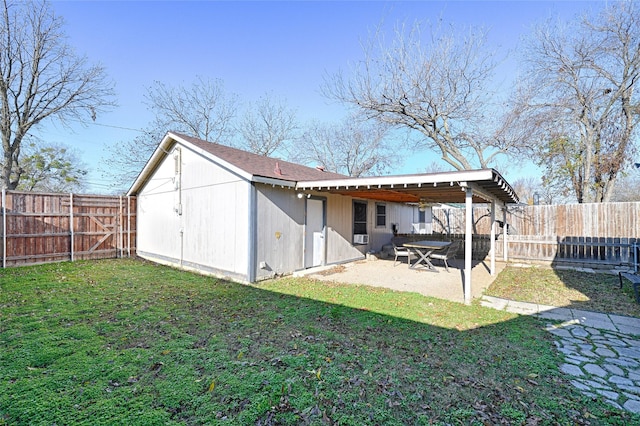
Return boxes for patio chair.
[430,240,460,272]
[392,243,412,267]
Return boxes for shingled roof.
[174,132,346,182]
[129,131,519,205]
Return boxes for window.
[353,201,367,235]
[418,209,426,223]
[376,203,386,227]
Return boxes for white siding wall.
[324,193,365,264]
[137,145,250,281]
[324,196,419,260]
[393,205,420,234]
[369,201,416,248]
[254,185,305,279]
[137,151,182,261]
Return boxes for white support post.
[2,189,6,268]
[502,206,508,262]
[69,193,74,262]
[490,199,496,276]
[464,187,473,305]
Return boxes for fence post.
[2,189,5,268]
[118,196,123,258]
[127,196,131,258]
[69,193,74,262]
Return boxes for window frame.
[375,203,386,228]
[353,200,368,237]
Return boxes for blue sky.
[39,0,603,193]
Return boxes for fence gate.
[1,190,136,267]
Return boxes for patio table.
[402,240,451,271]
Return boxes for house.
[128,131,519,303]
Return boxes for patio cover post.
[464,186,473,304]
[490,200,496,276]
[502,206,508,262]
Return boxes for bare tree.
[610,166,640,202]
[103,77,238,191]
[235,93,297,156]
[514,2,640,203]
[324,21,520,171]
[103,127,165,191]
[293,118,397,177]
[0,0,115,189]
[143,76,238,144]
[17,138,87,192]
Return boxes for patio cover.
[295,169,520,304]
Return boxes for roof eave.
[127,131,256,196]
[295,169,496,189]
[126,132,176,196]
[295,169,519,204]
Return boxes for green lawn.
[0,259,636,425]
[486,265,640,318]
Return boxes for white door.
[305,198,325,268]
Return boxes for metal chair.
[429,241,460,272]
[392,243,412,267]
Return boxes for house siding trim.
[248,183,258,282]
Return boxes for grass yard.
[486,266,640,318]
[0,259,637,425]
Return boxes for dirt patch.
[315,265,347,276]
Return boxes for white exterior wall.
[137,151,182,262]
[137,144,250,281]
[323,195,415,262]
[324,193,366,264]
[369,201,416,248]
[254,185,305,280]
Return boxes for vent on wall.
[353,234,369,245]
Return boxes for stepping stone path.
[547,322,640,413]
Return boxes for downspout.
[174,147,183,267]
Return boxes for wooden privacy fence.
[432,202,640,268]
[1,190,136,267]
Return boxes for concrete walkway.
[481,295,640,414]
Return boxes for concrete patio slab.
[301,257,505,304]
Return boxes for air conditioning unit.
[353,234,369,245]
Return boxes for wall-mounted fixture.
[297,192,311,199]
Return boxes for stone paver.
[481,295,640,414]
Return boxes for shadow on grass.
[0,259,636,425]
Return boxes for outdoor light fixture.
[297,193,311,199]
